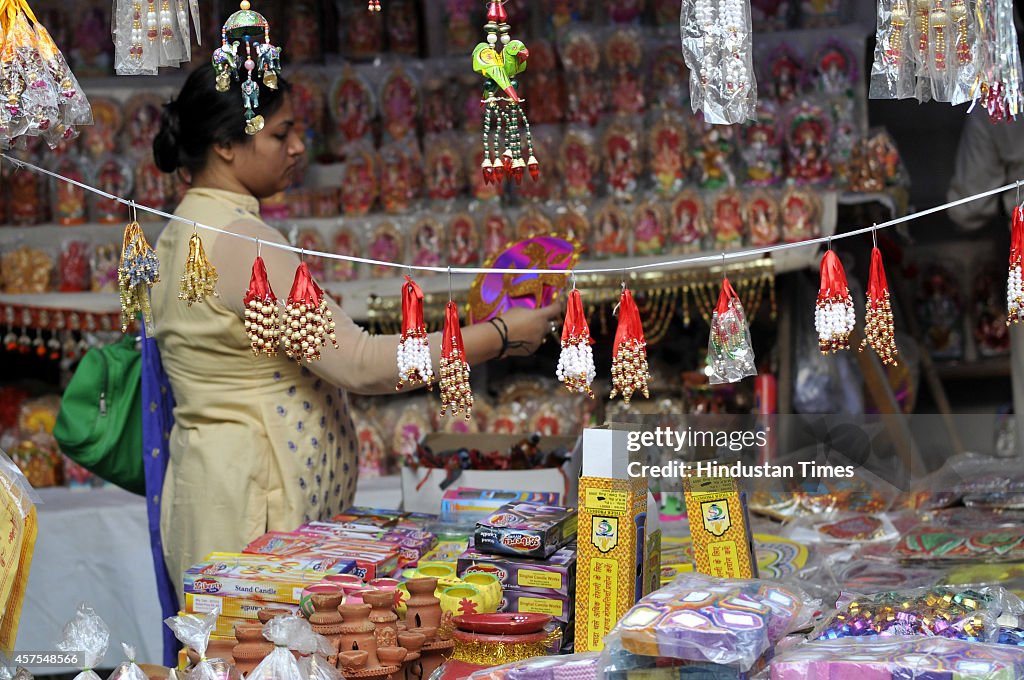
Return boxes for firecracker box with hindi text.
[574,426,650,653]
[683,474,757,579]
[474,502,578,559]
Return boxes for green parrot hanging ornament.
[472,0,539,185]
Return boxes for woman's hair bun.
[152,99,182,173]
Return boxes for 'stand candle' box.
[575,427,649,653]
[683,474,757,579]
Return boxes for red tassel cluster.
[397,276,433,390]
[283,263,338,363]
[243,256,281,357]
[439,301,473,418]
[815,250,855,354]
[861,247,899,365]
[609,287,650,404]
[1008,206,1024,324]
[556,289,596,398]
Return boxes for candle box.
[574,427,650,653]
[183,553,351,605]
[184,593,299,620]
[474,503,578,559]
[243,532,400,580]
[457,545,576,597]
[419,540,470,568]
[683,475,757,579]
[442,487,561,522]
[499,587,573,625]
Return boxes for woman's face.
[231,94,306,198]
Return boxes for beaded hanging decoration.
[439,300,473,419]
[472,1,539,185]
[815,249,855,354]
[707,276,757,384]
[556,287,595,398]
[178,230,219,306]
[243,254,281,357]
[1008,205,1024,325]
[861,245,899,365]
[397,276,433,390]
[368,0,381,10]
[118,218,160,331]
[282,262,337,362]
[212,0,282,135]
[609,286,650,404]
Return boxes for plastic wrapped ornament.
[397,276,433,390]
[707,276,757,384]
[609,286,650,404]
[815,249,855,354]
[243,255,281,357]
[472,1,539,185]
[861,246,899,365]
[282,262,337,362]
[556,288,595,397]
[439,301,473,419]
[178,231,219,306]
[118,219,160,331]
[1008,205,1024,324]
[211,0,282,135]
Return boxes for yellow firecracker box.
[574,427,649,653]
[683,474,757,579]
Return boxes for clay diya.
[232,622,273,676]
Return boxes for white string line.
[3,152,1020,277]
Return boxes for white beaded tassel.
[397,333,433,389]
[1009,262,1024,323]
[815,296,856,353]
[557,341,596,397]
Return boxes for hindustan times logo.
[626,426,768,453]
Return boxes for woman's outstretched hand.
[499,299,566,357]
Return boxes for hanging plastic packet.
[296,629,340,680]
[165,612,241,680]
[707,276,757,384]
[112,0,199,75]
[680,0,757,124]
[249,616,323,680]
[107,644,148,680]
[56,604,110,680]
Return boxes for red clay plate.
[452,613,552,635]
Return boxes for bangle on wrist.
[488,317,509,359]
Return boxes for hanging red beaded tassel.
[815,249,855,354]
[556,288,595,397]
[861,245,899,365]
[397,276,433,390]
[1008,205,1024,324]
[609,286,650,404]
[439,301,473,419]
[243,254,281,357]
[282,262,338,363]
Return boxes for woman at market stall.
[150,64,562,598]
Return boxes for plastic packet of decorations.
[467,652,600,680]
[810,585,1024,644]
[474,503,579,559]
[599,649,771,680]
[768,636,1024,679]
[598,572,816,674]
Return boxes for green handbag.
[54,334,145,495]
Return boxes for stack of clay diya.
[232,607,294,675]
[301,578,451,680]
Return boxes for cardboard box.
[441,488,562,522]
[683,475,757,579]
[474,503,578,559]
[575,427,649,653]
[183,553,352,604]
[457,545,576,597]
[243,532,399,580]
[184,593,300,620]
[401,434,577,514]
[499,587,572,625]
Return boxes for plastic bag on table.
[680,0,757,125]
[707,276,757,385]
[810,584,1024,643]
[0,449,39,652]
[599,572,816,674]
[248,616,323,680]
[164,611,240,680]
[107,644,148,680]
[468,653,600,680]
[56,604,109,680]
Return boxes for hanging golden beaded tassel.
[282,262,338,362]
[118,216,160,332]
[860,245,899,365]
[178,230,219,306]
[439,301,473,419]
[243,252,280,357]
[609,286,650,405]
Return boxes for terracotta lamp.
[338,603,381,668]
[232,622,273,676]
